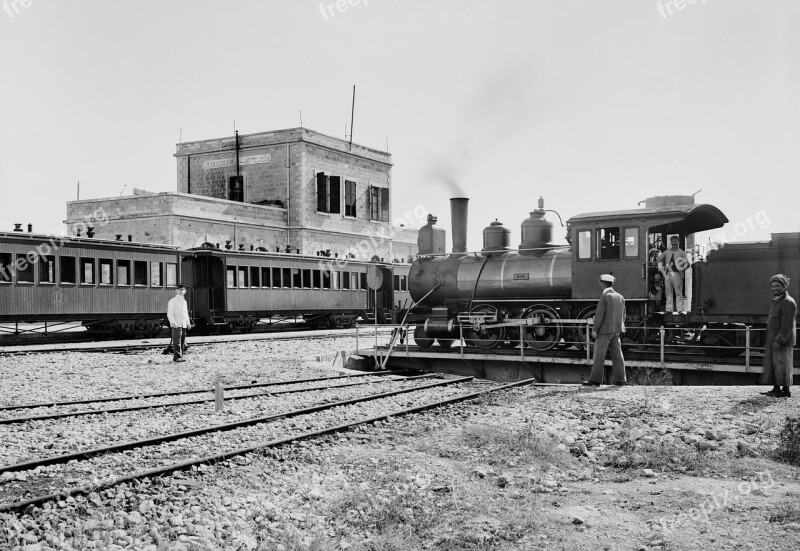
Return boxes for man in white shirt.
[166,285,191,362]
[658,236,689,312]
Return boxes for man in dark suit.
[583,274,627,386]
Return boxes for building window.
[344,180,357,217]
[118,260,131,286]
[39,256,55,283]
[596,227,621,260]
[316,173,341,214]
[17,254,34,283]
[99,259,113,285]
[60,256,76,284]
[134,261,148,286]
[577,231,591,260]
[229,175,244,202]
[80,258,95,285]
[369,186,390,222]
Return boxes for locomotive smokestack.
[450,197,469,253]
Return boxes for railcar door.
[184,254,226,323]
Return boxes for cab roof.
[567,203,728,234]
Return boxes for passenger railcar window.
[134,261,147,286]
[17,254,34,283]
[227,267,237,288]
[250,267,259,287]
[292,268,302,288]
[322,270,331,290]
[0,253,12,283]
[333,271,340,290]
[342,272,350,290]
[271,267,281,288]
[262,267,271,288]
[238,267,248,288]
[283,268,291,288]
[302,269,311,289]
[596,227,621,260]
[80,258,95,285]
[351,272,358,291]
[61,256,77,284]
[394,275,399,290]
[99,259,113,285]
[38,256,55,283]
[624,228,639,258]
[118,260,131,286]
[360,272,368,290]
[577,231,591,259]
[166,263,177,286]
[401,275,408,291]
[312,270,321,289]
[151,262,163,287]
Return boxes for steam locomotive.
[408,196,800,356]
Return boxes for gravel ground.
[2,338,800,550]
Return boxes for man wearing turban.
[761,274,797,397]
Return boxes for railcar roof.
[0,232,180,250]
[567,203,728,234]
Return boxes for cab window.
[596,227,620,260]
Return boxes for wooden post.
[215,376,224,412]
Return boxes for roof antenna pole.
[299,110,303,128]
[349,85,355,151]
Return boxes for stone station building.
[65,128,419,262]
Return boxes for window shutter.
[316,173,327,212]
[329,176,341,214]
[367,186,373,219]
[380,187,390,222]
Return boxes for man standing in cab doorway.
[659,235,689,312]
[583,274,627,386]
[167,284,191,363]
[762,274,797,398]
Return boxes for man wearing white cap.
[583,274,627,386]
[167,284,191,363]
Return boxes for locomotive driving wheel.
[464,305,505,349]
[520,305,562,351]
[413,325,435,348]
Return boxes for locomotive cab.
[568,199,728,317]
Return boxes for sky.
[0,0,798,252]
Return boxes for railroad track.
[0,326,394,356]
[0,376,536,513]
[0,371,423,424]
